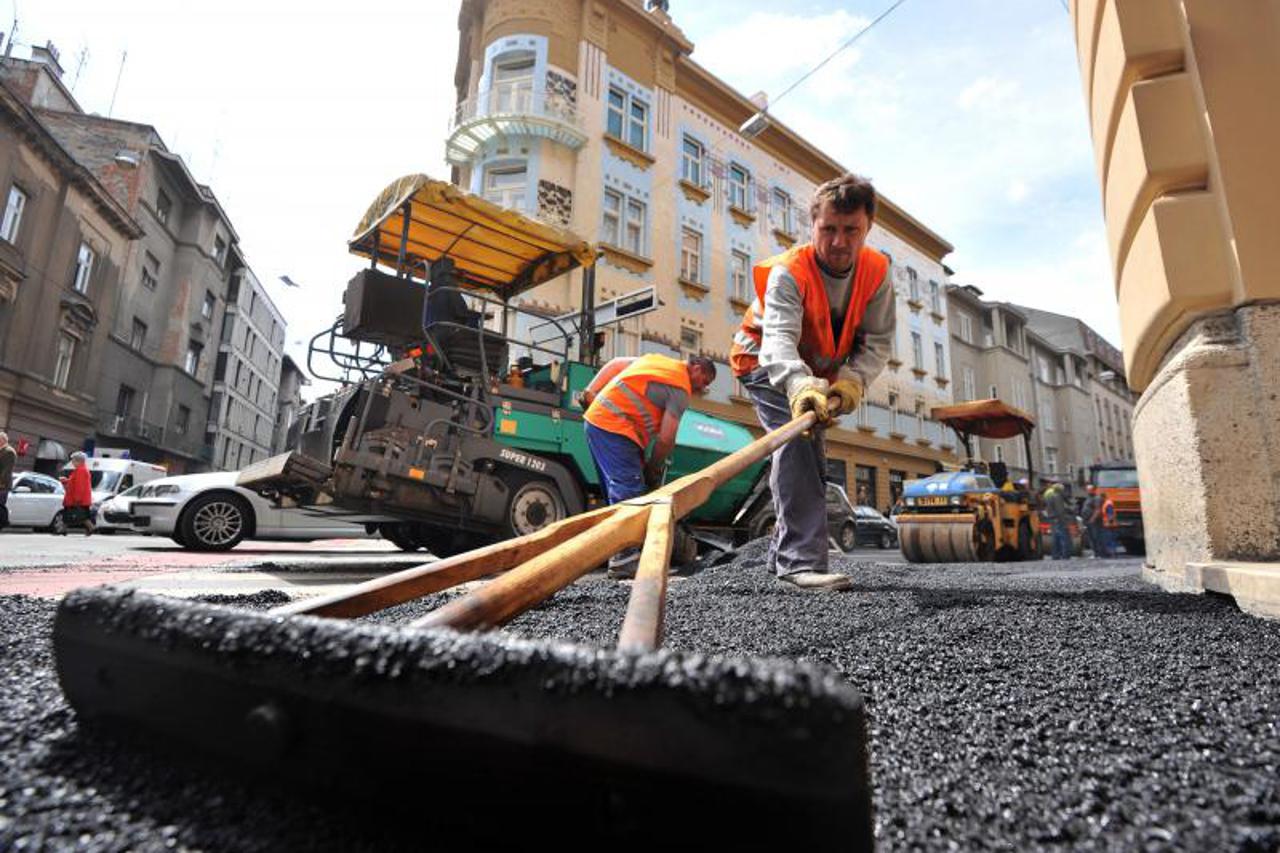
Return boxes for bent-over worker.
[582,352,716,578]
[730,173,895,591]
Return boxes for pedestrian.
[1044,482,1071,560]
[582,353,715,578]
[1081,485,1103,558]
[730,173,895,591]
[59,451,95,536]
[0,431,16,531]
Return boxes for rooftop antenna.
[107,48,127,117]
[70,45,88,91]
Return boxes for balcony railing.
[98,411,165,444]
[446,83,587,164]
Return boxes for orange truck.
[1089,461,1144,555]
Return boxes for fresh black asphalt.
[2,544,1278,851]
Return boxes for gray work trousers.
[743,368,829,576]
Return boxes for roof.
[931,399,1036,439]
[348,175,595,300]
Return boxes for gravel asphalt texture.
[3,544,1279,851]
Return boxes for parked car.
[96,484,145,532]
[58,456,168,510]
[853,505,899,549]
[129,471,375,551]
[5,471,67,532]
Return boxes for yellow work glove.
[788,376,833,425]
[828,377,864,415]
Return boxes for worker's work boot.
[606,547,640,580]
[778,570,853,591]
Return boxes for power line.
[770,0,912,110]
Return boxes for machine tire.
[415,527,487,558]
[379,523,422,552]
[1017,518,1038,561]
[975,521,996,562]
[180,493,251,551]
[502,475,567,539]
[749,508,777,541]
[837,522,858,554]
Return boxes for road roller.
[898,399,1040,563]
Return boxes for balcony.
[447,83,587,165]
[97,411,165,445]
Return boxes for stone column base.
[1133,301,1280,616]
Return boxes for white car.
[5,471,67,531]
[96,484,145,532]
[129,471,372,551]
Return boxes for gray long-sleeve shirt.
[740,255,896,397]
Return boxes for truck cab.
[1089,461,1144,554]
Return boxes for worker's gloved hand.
[828,377,864,415]
[788,376,832,425]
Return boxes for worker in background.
[1080,485,1102,557]
[730,173,895,591]
[1097,490,1119,558]
[1044,481,1070,560]
[582,353,716,578]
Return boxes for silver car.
[5,472,67,532]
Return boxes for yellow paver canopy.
[349,174,595,301]
[931,399,1036,439]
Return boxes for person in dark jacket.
[59,451,94,536]
[0,431,16,530]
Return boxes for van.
[60,456,168,505]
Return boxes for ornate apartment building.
[947,284,1134,487]
[447,0,958,511]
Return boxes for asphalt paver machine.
[238,175,767,559]
[52,177,874,847]
[898,399,1041,562]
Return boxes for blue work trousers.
[1051,519,1072,560]
[585,423,645,570]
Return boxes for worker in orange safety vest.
[730,173,896,591]
[583,352,716,578]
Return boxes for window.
[72,243,95,293]
[929,281,941,314]
[728,164,750,211]
[491,54,534,113]
[994,444,1005,463]
[730,251,750,302]
[989,384,999,399]
[934,342,946,377]
[185,340,203,375]
[771,188,793,234]
[958,313,973,344]
[907,268,920,302]
[214,352,228,381]
[156,190,172,225]
[624,198,645,255]
[202,291,216,320]
[601,189,621,245]
[1041,399,1056,432]
[1045,447,1059,474]
[483,164,527,210]
[222,437,234,469]
[176,405,191,435]
[680,228,701,283]
[681,136,704,186]
[114,384,135,417]
[213,235,227,268]
[606,87,648,150]
[1016,439,1028,468]
[1,185,27,243]
[130,318,147,350]
[680,325,701,356]
[141,252,160,290]
[962,366,976,401]
[911,332,923,370]
[54,333,75,388]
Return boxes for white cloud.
[1006,180,1029,203]
[957,76,1019,110]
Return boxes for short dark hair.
[810,172,877,221]
[687,354,717,382]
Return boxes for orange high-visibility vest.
[584,354,692,448]
[1101,496,1118,528]
[730,243,889,380]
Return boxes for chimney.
[31,40,64,78]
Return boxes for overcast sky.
[20,0,1114,398]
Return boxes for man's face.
[689,365,713,394]
[811,201,872,273]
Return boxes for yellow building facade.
[1071,0,1280,616]
[448,0,958,513]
